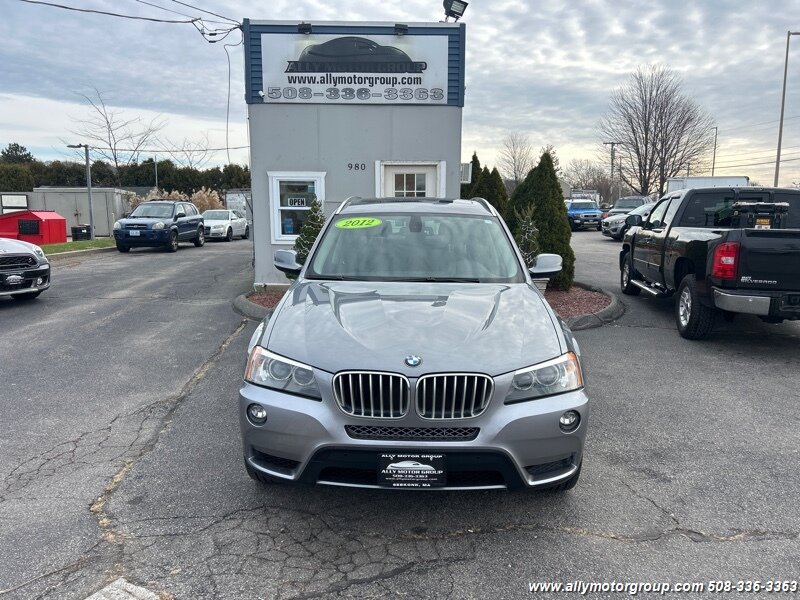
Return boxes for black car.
[113,200,205,252]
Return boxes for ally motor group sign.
[260,33,450,105]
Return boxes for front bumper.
[205,227,228,238]
[0,264,50,297]
[601,221,624,237]
[239,374,589,491]
[712,287,800,319]
[114,229,170,247]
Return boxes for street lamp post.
[711,126,718,176]
[67,143,94,240]
[775,31,800,187]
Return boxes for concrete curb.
[233,293,274,322]
[235,282,624,330]
[46,246,117,263]
[563,281,625,331]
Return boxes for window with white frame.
[394,173,427,197]
[268,172,325,243]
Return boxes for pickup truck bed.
[619,187,800,339]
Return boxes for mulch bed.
[249,285,611,319]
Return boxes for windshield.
[569,201,599,210]
[130,203,175,218]
[307,213,524,282]
[203,210,230,220]
[614,197,646,209]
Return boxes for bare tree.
[69,88,166,173]
[599,66,714,196]
[563,159,605,189]
[160,133,211,169]
[498,133,535,189]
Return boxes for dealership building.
[242,19,467,284]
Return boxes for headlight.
[113,221,121,230]
[151,222,165,230]
[247,321,266,356]
[212,224,225,230]
[244,347,321,400]
[504,352,583,404]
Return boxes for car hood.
[120,217,170,226]
[608,208,633,215]
[205,218,231,223]
[604,213,628,224]
[265,281,564,376]
[0,237,41,254]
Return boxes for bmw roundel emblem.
[405,355,422,367]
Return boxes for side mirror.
[529,253,562,279]
[625,214,643,227]
[274,249,302,275]
[122,212,130,218]
[175,211,186,220]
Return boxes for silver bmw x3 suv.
[240,197,589,491]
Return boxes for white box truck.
[666,176,749,192]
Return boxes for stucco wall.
[248,103,463,284]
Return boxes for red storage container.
[0,210,68,245]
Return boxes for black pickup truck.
[619,186,800,339]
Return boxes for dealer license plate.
[129,230,140,237]
[755,217,771,229]
[377,453,446,488]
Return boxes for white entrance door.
[380,163,441,198]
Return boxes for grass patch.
[42,238,116,255]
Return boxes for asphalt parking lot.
[2,233,799,599]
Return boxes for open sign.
[287,197,307,207]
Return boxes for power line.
[713,149,800,167]
[712,156,800,170]
[88,145,249,153]
[167,0,238,25]
[714,143,800,162]
[223,33,244,164]
[17,0,198,23]
[130,0,233,25]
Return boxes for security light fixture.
[443,0,468,21]
[394,23,409,36]
[297,22,312,35]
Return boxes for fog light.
[36,278,44,285]
[559,410,580,432]
[247,403,268,425]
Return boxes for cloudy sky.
[1,0,799,185]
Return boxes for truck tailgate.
[738,229,800,292]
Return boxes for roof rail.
[470,197,497,216]
[335,196,363,214]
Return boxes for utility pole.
[604,141,622,203]
[711,127,718,176]
[775,31,799,187]
[154,156,159,189]
[66,143,95,240]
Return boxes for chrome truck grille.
[333,371,410,418]
[416,374,494,419]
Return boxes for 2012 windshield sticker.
[336,217,382,229]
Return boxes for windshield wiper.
[391,277,482,283]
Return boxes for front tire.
[620,252,641,296]
[541,462,581,492]
[676,275,716,340]
[116,244,130,253]
[225,227,233,242]
[166,230,178,252]
[244,457,284,485]
[193,228,205,247]
[242,226,249,240]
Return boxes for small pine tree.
[461,151,482,197]
[293,196,325,265]
[529,152,575,289]
[488,167,510,220]
[505,163,538,235]
[469,166,492,200]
